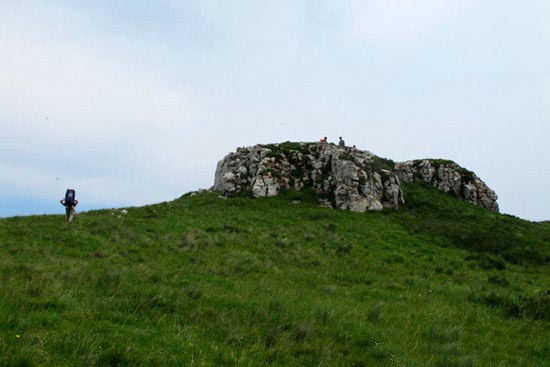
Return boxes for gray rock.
[213,142,405,212]
[252,173,280,197]
[395,159,499,212]
[213,143,498,213]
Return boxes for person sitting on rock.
[320,136,328,143]
[338,137,345,147]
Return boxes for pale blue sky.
[1,0,549,220]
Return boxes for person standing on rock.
[338,137,345,147]
[60,189,79,223]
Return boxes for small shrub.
[435,355,474,367]
[224,333,245,346]
[292,323,309,341]
[26,283,44,297]
[470,290,550,320]
[268,300,283,313]
[303,233,315,241]
[145,206,158,218]
[488,274,510,287]
[7,357,33,367]
[180,231,197,249]
[471,290,520,317]
[422,326,460,344]
[367,303,382,322]
[322,285,338,295]
[519,290,550,320]
[466,254,506,270]
[93,250,108,259]
[96,348,132,367]
[385,254,405,264]
[274,238,293,248]
[502,246,547,265]
[222,224,246,233]
[265,325,283,347]
[369,349,387,361]
[371,156,395,171]
[185,286,203,299]
[96,269,122,292]
[315,308,334,324]
[336,243,353,256]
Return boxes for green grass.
[0,183,549,366]
[264,141,313,157]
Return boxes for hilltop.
[214,142,498,212]
[0,145,549,366]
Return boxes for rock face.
[213,143,404,212]
[213,142,499,213]
[394,159,499,212]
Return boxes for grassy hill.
[1,183,549,366]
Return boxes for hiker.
[338,137,345,147]
[60,189,79,223]
[320,136,328,143]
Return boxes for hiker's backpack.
[65,189,76,206]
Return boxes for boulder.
[213,143,498,213]
[213,143,404,212]
[394,159,499,212]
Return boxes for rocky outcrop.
[394,159,499,212]
[213,143,404,212]
[213,142,499,213]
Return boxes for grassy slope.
[0,183,549,366]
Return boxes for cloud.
[1,25,194,146]
[0,2,213,208]
[349,0,480,42]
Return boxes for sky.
[1,0,549,221]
